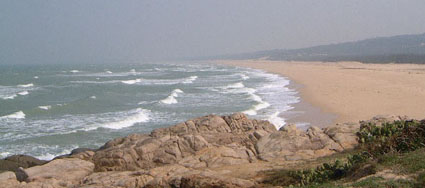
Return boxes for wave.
[0,152,11,158]
[1,94,17,100]
[239,74,250,80]
[0,85,34,100]
[38,105,52,110]
[242,101,271,115]
[224,82,245,89]
[34,76,39,79]
[182,76,198,84]
[70,70,80,73]
[105,71,113,74]
[18,91,29,96]
[99,108,151,130]
[90,96,96,99]
[0,111,26,119]
[121,78,142,85]
[35,148,74,161]
[160,89,184,104]
[18,83,34,88]
[267,111,286,130]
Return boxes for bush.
[265,120,425,187]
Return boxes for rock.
[4,155,47,168]
[15,167,28,182]
[360,115,410,127]
[179,169,256,188]
[0,113,388,187]
[0,155,46,173]
[0,159,20,173]
[256,124,344,162]
[92,113,276,172]
[80,170,154,188]
[22,158,94,186]
[0,171,20,187]
[324,122,360,150]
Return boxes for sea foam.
[18,83,34,88]
[121,79,142,85]
[182,76,198,84]
[160,89,184,104]
[100,108,151,130]
[18,91,29,96]
[0,111,26,119]
[38,106,52,110]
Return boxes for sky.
[1,0,425,64]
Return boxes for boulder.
[0,155,46,173]
[324,122,360,150]
[256,125,344,162]
[0,171,20,187]
[21,158,94,187]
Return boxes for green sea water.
[0,62,299,160]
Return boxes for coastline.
[216,60,425,126]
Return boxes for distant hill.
[211,33,425,64]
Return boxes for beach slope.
[218,60,425,124]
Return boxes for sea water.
[0,62,299,160]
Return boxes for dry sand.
[217,60,425,125]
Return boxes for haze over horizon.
[1,0,425,64]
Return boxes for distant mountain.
[211,33,425,64]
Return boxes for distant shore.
[216,60,425,126]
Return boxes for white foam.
[121,79,142,85]
[106,71,113,74]
[18,83,34,88]
[160,89,184,104]
[35,148,73,161]
[34,76,39,79]
[182,76,198,84]
[0,152,11,158]
[90,96,96,99]
[100,108,150,129]
[1,111,26,119]
[267,111,286,129]
[2,94,17,100]
[38,106,51,110]
[239,74,250,80]
[70,70,80,73]
[18,91,29,96]
[225,82,244,89]
[242,101,270,115]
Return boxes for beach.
[218,60,425,125]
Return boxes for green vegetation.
[263,119,425,187]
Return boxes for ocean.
[0,62,299,160]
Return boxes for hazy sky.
[1,0,425,64]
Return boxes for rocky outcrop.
[92,113,276,172]
[1,112,378,188]
[255,124,348,162]
[0,158,94,187]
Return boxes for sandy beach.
[217,60,425,126]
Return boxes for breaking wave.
[0,111,26,120]
[98,108,151,130]
[160,89,184,104]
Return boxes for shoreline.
[283,80,336,128]
[216,60,425,126]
